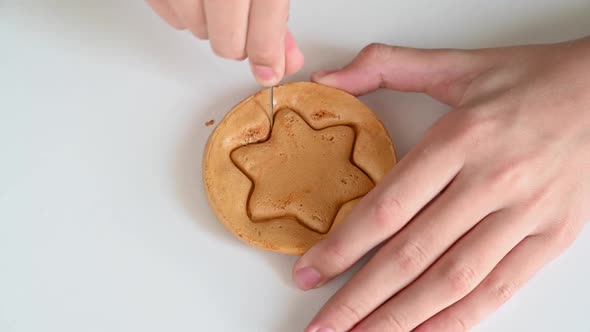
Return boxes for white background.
[1,1,589,331]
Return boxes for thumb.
[312,43,491,106]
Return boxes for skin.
[297,39,590,331]
[146,0,304,86]
[146,2,590,331]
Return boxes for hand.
[146,0,303,86]
[294,38,590,331]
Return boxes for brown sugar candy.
[203,82,396,255]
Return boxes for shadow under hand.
[264,249,374,332]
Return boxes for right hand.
[146,0,304,86]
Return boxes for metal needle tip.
[269,86,274,129]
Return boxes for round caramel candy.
[203,82,396,255]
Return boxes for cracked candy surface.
[231,109,374,234]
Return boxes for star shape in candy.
[230,109,374,234]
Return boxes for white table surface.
[1,1,589,331]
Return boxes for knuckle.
[391,240,429,274]
[481,275,520,305]
[486,158,533,194]
[372,195,404,230]
[248,47,280,66]
[448,108,497,147]
[333,301,366,326]
[491,281,518,304]
[525,185,554,208]
[360,43,397,60]
[383,311,410,332]
[552,220,580,250]
[418,314,469,332]
[443,262,479,296]
[451,315,469,332]
[320,239,350,272]
[211,44,246,60]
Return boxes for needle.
[269,86,274,129]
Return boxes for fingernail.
[252,65,276,85]
[294,266,321,290]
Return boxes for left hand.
[293,38,590,331]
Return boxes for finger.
[304,174,501,332]
[353,207,534,332]
[247,0,289,86]
[146,0,185,30]
[168,0,208,39]
[311,43,493,106]
[293,121,466,291]
[204,0,250,60]
[284,31,304,75]
[414,234,557,332]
